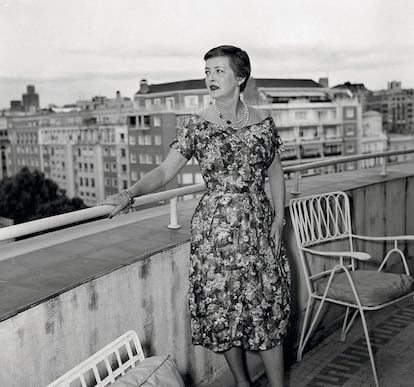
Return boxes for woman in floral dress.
[103,45,290,387]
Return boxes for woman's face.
[204,56,244,100]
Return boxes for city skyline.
[1,0,414,108]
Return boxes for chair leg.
[341,308,358,342]
[297,297,314,361]
[298,297,325,362]
[359,309,380,387]
[340,307,351,342]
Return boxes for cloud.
[248,43,414,74]
[63,45,199,60]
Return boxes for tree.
[0,167,87,224]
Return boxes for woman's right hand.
[99,192,134,219]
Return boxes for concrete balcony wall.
[0,165,413,387]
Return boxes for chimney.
[139,79,149,94]
[318,77,329,88]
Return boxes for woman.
[103,45,291,387]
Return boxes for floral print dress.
[170,114,291,352]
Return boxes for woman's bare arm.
[102,148,189,218]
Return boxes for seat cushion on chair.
[111,355,185,387]
[315,270,414,307]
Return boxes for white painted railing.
[0,149,413,244]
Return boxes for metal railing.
[0,148,413,244]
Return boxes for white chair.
[289,191,414,387]
[47,330,145,387]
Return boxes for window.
[295,111,307,120]
[154,135,162,145]
[129,135,136,145]
[138,135,145,145]
[112,178,117,187]
[345,107,356,119]
[143,115,150,127]
[144,135,152,145]
[105,178,111,187]
[130,153,137,163]
[80,177,83,186]
[155,154,163,164]
[120,133,125,142]
[153,116,161,127]
[131,171,138,181]
[110,148,116,157]
[104,162,110,171]
[166,97,175,110]
[184,95,199,108]
[121,148,126,158]
[139,154,152,164]
[345,125,356,136]
[91,178,95,187]
[140,171,146,179]
[346,143,355,153]
[121,164,127,172]
[111,162,117,171]
[128,116,136,126]
[153,98,161,107]
[145,99,152,110]
[104,147,109,156]
[122,180,128,189]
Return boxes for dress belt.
[206,184,263,194]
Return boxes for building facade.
[366,81,414,135]
[4,78,380,206]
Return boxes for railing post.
[381,155,388,176]
[168,196,181,229]
[290,171,301,196]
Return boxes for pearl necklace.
[214,100,250,129]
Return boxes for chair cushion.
[111,355,185,387]
[315,270,414,307]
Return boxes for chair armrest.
[301,247,371,261]
[352,234,414,242]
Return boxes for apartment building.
[0,116,8,179]
[7,112,47,176]
[131,77,366,181]
[4,78,378,206]
[366,81,414,135]
[6,100,132,206]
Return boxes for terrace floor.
[254,298,414,387]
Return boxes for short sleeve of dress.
[169,117,196,160]
[269,116,284,154]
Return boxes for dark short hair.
[204,45,251,92]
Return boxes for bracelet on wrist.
[119,190,135,208]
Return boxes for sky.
[1,0,414,108]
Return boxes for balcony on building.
[1,152,414,387]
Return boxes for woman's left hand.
[270,217,285,256]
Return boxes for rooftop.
[135,77,323,95]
